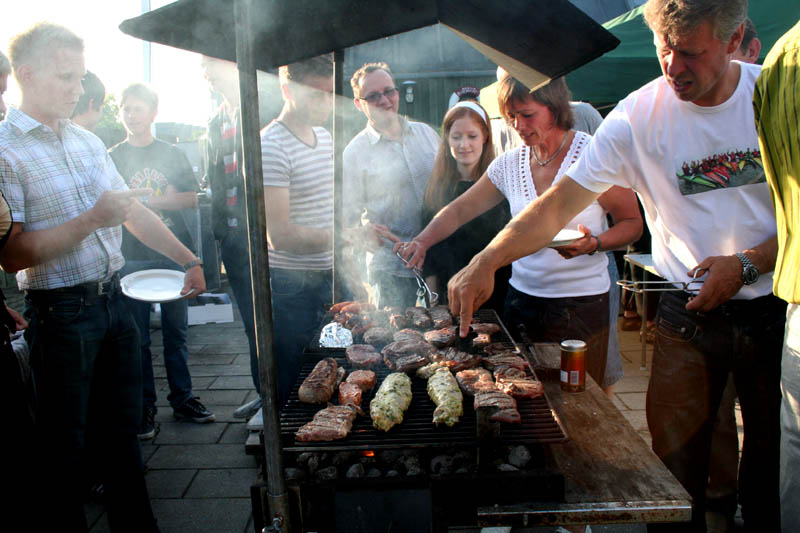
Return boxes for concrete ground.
[27,281,733,533]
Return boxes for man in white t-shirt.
[261,55,334,407]
[448,1,783,529]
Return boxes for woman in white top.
[395,75,642,385]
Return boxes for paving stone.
[185,468,259,498]
[188,352,239,364]
[188,363,252,377]
[219,421,251,444]
[147,444,257,469]
[152,420,227,445]
[149,498,252,533]
[621,409,649,434]
[189,376,216,390]
[611,395,628,412]
[618,391,646,410]
[145,468,196,498]
[210,376,254,390]
[198,343,250,354]
[612,375,650,393]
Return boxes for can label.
[560,339,586,393]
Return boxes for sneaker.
[138,406,157,440]
[246,407,264,431]
[233,397,262,419]
[173,397,216,423]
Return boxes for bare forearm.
[125,202,197,265]
[743,236,778,274]
[596,218,643,252]
[0,216,97,272]
[416,203,476,249]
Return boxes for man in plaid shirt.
[0,23,205,532]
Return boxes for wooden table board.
[477,343,691,527]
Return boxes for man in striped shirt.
[0,22,205,531]
[754,19,800,531]
[260,55,334,407]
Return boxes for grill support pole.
[233,0,290,529]
[332,49,345,303]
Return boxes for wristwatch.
[735,252,759,285]
[183,258,204,271]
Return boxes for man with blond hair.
[447,1,783,529]
[344,62,439,308]
[0,22,206,531]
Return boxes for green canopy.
[565,0,800,108]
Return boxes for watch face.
[743,266,759,285]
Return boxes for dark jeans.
[647,291,785,532]
[26,287,157,532]
[122,259,192,410]
[270,267,332,407]
[220,231,259,394]
[504,286,609,385]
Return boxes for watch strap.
[183,258,203,271]
[735,252,758,285]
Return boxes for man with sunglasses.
[344,62,439,308]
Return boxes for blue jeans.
[647,291,785,532]
[604,253,624,388]
[26,287,157,532]
[504,286,609,385]
[270,267,332,407]
[122,259,192,410]
[781,303,800,532]
[220,231,259,394]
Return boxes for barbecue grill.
[253,309,569,531]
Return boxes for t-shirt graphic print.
[676,146,765,196]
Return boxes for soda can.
[560,339,586,392]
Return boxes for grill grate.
[282,310,567,452]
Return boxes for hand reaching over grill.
[448,257,496,337]
[393,238,428,271]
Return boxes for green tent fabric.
[565,0,800,108]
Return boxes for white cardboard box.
[187,292,234,325]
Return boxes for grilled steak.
[338,382,363,408]
[470,323,501,335]
[371,373,412,431]
[382,339,437,358]
[384,352,430,373]
[406,307,433,329]
[394,328,425,342]
[345,344,382,368]
[474,390,521,423]
[298,357,339,404]
[345,369,377,391]
[295,404,358,442]
[362,326,393,347]
[483,353,529,371]
[423,326,457,348]
[427,367,463,427]
[494,367,543,399]
[345,314,373,337]
[429,305,454,329]
[472,333,493,349]
[386,306,408,329]
[456,368,496,395]
[436,347,482,373]
[484,342,512,355]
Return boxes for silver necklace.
[532,130,569,167]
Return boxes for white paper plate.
[121,269,185,303]
[548,229,586,248]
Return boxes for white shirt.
[568,62,776,300]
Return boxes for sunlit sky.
[2,0,214,126]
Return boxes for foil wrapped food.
[319,322,353,348]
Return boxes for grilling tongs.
[395,250,439,307]
[617,268,706,294]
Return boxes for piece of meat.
[370,373,412,431]
[406,307,433,329]
[429,305,453,329]
[437,347,482,373]
[474,390,521,423]
[384,352,429,373]
[472,333,492,349]
[423,326,457,348]
[295,404,358,442]
[456,368,496,395]
[346,344,382,368]
[382,339,437,358]
[394,328,425,342]
[363,326,393,347]
[298,358,339,404]
[345,314,373,337]
[329,301,354,313]
[338,382,363,408]
[494,367,543,399]
[483,342,513,355]
[332,312,349,325]
[341,301,375,314]
[470,323,501,335]
[427,367,463,427]
[345,369,377,391]
[483,353,529,371]
[386,306,408,330]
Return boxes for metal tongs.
[395,251,439,307]
[617,268,706,294]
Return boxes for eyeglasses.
[358,87,399,104]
